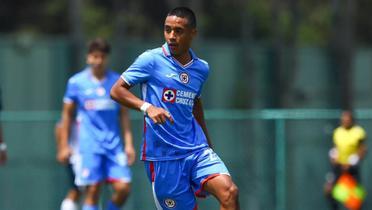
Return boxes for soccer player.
[111,7,240,210]
[56,120,81,210]
[0,89,7,166]
[59,38,135,210]
[325,110,367,210]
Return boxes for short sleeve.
[359,127,367,141]
[196,63,210,98]
[63,78,78,104]
[121,51,153,86]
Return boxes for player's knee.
[113,182,131,195]
[67,189,81,201]
[220,183,239,207]
[85,185,100,199]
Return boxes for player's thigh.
[105,151,132,184]
[191,148,230,198]
[145,161,196,210]
[75,152,104,186]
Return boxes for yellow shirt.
[333,125,366,164]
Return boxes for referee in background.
[325,110,367,210]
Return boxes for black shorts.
[332,163,360,184]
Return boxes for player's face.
[341,112,353,129]
[164,15,196,57]
[86,51,108,73]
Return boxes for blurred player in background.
[0,89,7,165]
[111,7,240,210]
[56,120,81,210]
[58,38,135,210]
[325,110,367,210]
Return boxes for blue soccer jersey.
[64,68,123,153]
[122,43,210,161]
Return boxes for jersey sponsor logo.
[164,198,176,208]
[84,99,116,110]
[162,88,197,107]
[162,88,176,103]
[179,72,189,84]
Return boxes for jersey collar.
[86,67,108,84]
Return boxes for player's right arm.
[110,79,146,111]
[57,102,76,164]
[111,79,173,124]
[110,52,173,124]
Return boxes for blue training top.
[122,43,210,161]
[64,68,122,153]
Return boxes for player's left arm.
[120,106,136,166]
[349,130,367,166]
[193,97,213,148]
[357,129,367,161]
[357,141,367,160]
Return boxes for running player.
[111,7,240,210]
[56,120,81,210]
[59,38,135,210]
[0,89,7,165]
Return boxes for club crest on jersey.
[162,88,176,103]
[164,198,176,208]
[179,72,189,84]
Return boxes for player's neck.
[342,125,353,130]
[173,51,192,66]
[91,69,106,81]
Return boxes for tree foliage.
[0,0,371,46]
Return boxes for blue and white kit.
[64,68,131,186]
[122,43,230,209]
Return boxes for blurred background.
[1,0,372,209]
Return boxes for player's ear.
[191,28,197,38]
[86,54,91,64]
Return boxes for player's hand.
[146,106,174,124]
[0,150,7,165]
[57,146,71,164]
[328,148,338,165]
[125,145,136,166]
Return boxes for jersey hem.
[140,145,209,161]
